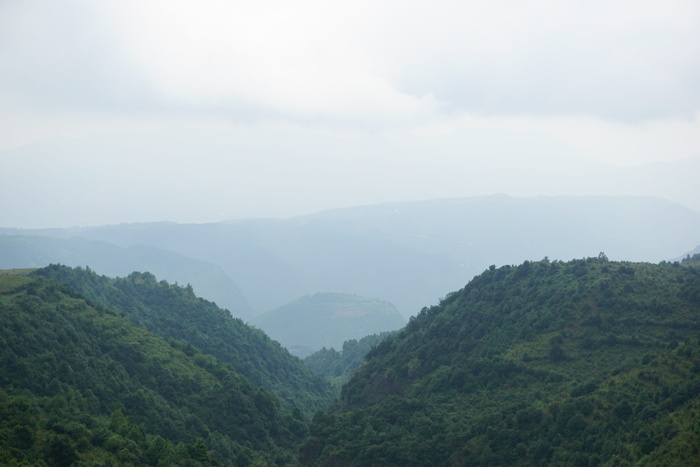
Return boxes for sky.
[1,0,700,227]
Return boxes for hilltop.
[251,293,405,357]
[0,234,253,319]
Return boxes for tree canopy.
[302,257,700,466]
[0,271,306,465]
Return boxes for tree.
[44,435,79,467]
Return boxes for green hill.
[32,264,334,419]
[304,332,397,392]
[0,270,306,466]
[252,293,406,357]
[0,234,254,319]
[301,257,700,466]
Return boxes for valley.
[3,2,697,464]
[1,253,699,465]
[1,196,699,465]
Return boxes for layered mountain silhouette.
[3,195,699,318]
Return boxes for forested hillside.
[302,257,700,466]
[32,264,334,418]
[304,332,397,392]
[4,257,700,465]
[252,293,405,357]
[682,252,700,267]
[0,271,307,466]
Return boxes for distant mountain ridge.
[2,195,699,318]
[0,234,254,319]
[1,128,698,228]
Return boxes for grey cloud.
[396,41,700,122]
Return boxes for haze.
[1,0,699,228]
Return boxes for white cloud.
[368,0,700,120]
[90,0,438,121]
[7,0,696,123]
[1,0,698,166]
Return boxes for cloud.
[0,0,439,125]
[0,2,143,111]
[368,0,700,121]
[3,0,697,126]
[94,0,439,124]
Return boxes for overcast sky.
[1,0,699,227]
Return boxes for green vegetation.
[252,293,405,357]
[304,332,397,392]
[681,252,700,267]
[4,256,700,465]
[0,234,254,319]
[0,273,306,465]
[32,264,334,418]
[302,257,700,466]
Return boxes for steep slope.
[0,234,254,319]
[32,264,334,418]
[302,257,700,466]
[0,271,305,466]
[304,331,397,392]
[252,293,406,357]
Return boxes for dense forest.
[302,256,700,466]
[2,255,700,465]
[32,264,334,418]
[0,270,309,465]
[304,332,397,393]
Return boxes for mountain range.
[2,195,699,319]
